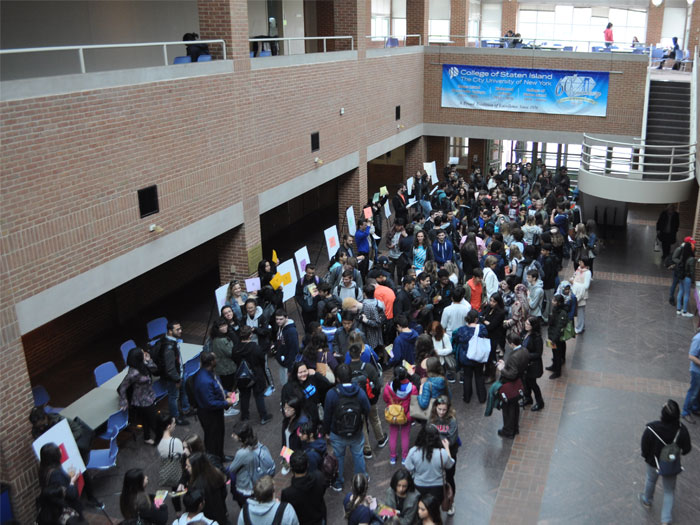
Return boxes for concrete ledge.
[367,124,425,161]
[250,51,357,70]
[0,60,234,101]
[15,201,244,335]
[424,46,649,63]
[366,47,425,59]
[578,168,696,204]
[257,151,360,213]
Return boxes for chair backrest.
[632,48,644,54]
[32,385,50,407]
[563,46,573,52]
[120,340,137,365]
[674,48,683,61]
[183,357,201,379]
[107,437,119,463]
[259,50,271,57]
[515,43,523,49]
[94,361,118,387]
[385,37,399,48]
[107,410,128,432]
[481,40,487,48]
[197,54,212,62]
[591,46,602,52]
[651,47,664,59]
[173,56,192,64]
[146,317,168,341]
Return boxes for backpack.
[185,373,199,410]
[351,363,377,401]
[320,452,339,485]
[336,283,361,300]
[526,259,545,281]
[148,338,165,376]
[384,403,407,425]
[243,501,287,525]
[647,426,683,476]
[235,359,256,389]
[332,387,364,437]
[252,442,276,482]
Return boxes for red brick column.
[689,4,700,55]
[0,311,38,523]
[405,136,427,180]
[646,2,665,46]
[427,136,447,174]
[197,0,249,69]
[406,0,429,46]
[217,197,262,282]
[501,1,518,36]
[338,161,369,235]
[450,0,470,46]
[334,0,367,54]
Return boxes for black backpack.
[647,426,683,476]
[235,359,256,389]
[148,338,165,375]
[243,501,288,525]
[332,387,364,437]
[351,362,379,402]
[185,372,199,410]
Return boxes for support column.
[338,161,368,235]
[427,136,448,174]
[197,0,250,69]
[217,198,262,282]
[689,4,700,54]
[406,0,429,46]
[0,309,38,523]
[334,0,367,55]
[450,0,470,46]
[405,136,427,180]
[501,1,519,37]
[645,2,665,46]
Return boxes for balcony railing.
[248,36,354,56]
[427,35,650,54]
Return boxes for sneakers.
[531,402,545,412]
[549,372,561,379]
[176,417,190,426]
[377,435,389,449]
[264,385,275,397]
[677,310,682,315]
[447,504,456,516]
[638,493,651,509]
[682,312,694,318]
[260,415,272,425]
[224,407,240,417]
[390,457,397,465]
[682,414,696,424]
[281,466,290,475]
[364,450,373,459]
[331,481,343,492]
[459,374,464,384]
[669,297,676,306]
[446,372,456,383]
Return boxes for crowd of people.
[29,159,695,525]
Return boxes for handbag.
[409,383,435,421]
[316,353,335,384]
[561,320,576,341]
[466,326,490,363]
[158,438,183,487]
[439,451,455,512]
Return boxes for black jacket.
[540,254,559,290]
[281,471,327,525]
[522,331,544,378]
[548,305,569,343]
[641,419,691,468]
[394,289,413,318]
[232,341,267,394]
[392,193,408,222]
[483,304,506,344]
[160,337,181,383]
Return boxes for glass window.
[392,18,407,39]
[481,4,503,39]
[429,19,451,42]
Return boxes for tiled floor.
[45,202,700,525]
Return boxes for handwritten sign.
[245,277,261,293]
[363,207,373,219]
[294,246,311,277]
[280,446,294,462]
[448,156,459,165]
[406,177,414,195]
[379,186,389,196]
[215,283,229,311]
[384,200,392,219]
[276,259,297,303]
[33,419,87,494]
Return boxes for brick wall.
[338,163,369,233]
[689,4,700,56]
[427,136,447,173]
[501,1,518,36]
[424,52,647,136]
[197,0,250,66]
[450,0,469,47]
[406,0,429,44]
[405,136,427,180]
[646,2,665,46]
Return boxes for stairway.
[643,81,691,180]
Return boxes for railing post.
[78,48,86,73]
[351,37,354,51]
[323,38,327,53]
[163,44,168,66]
[669,146,675,181]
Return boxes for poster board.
[346,206,357,235]
[324,225,340,259]
[33,419,87,492]
[448,156,459,165]
[423,161,438,184]
[276,259,297,303]
[384,200,392,218]
[215,283,228,311]
[294,246,311,277]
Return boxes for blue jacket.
[432,239,454,266]
[302,437,327,473]
[274,319,300,369]
[344,344,380,365]
[193,368,228,411]
[323,383,370,435]
[418,376,448,409]
[389,329,419,367]
[355,226,370,253]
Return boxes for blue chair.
[650,47,664,66]
[98,410,129,441]
[183,357,201,380]
[481,40,488,48]
[259,50,271,57]
[591,46,603,52]
[250,51,254,57]
[146,317,168,341]
[197,54,212,62]
[94,361,118,387]
[32,385,64,414]
[680,50,693,71]
[173,56,191,64]
[385,37,399,48]
[120,340,137,366]
[515,43,523,49]
[86,438,119,470]
[632,48,644,54]
[563,46,574,52]
[152,379,168,401]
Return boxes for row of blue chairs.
[173,54,213,64]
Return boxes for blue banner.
[441,64,609,117]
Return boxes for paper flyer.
[280,446,294,462]
[363,207,373,219]
[245,277,261,293]
[379,186,389,196]
[215,283,228,311]
[406,177,414,195]
[372,192,380,203]
[448,156,459,165]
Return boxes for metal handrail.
[583,134,696,149]
[0,40,226,73]
[428,35,649,52]
[364,34,422,46]
[249,36,353,53]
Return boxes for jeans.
[420,199,432,218]
[330,432,366,484]
[388,423,411,460]
[682,371,700,416]
[643,463,677,523]
[575,306,586,332]
[279,365,289,386]
[239,387,269,420]
[165,379,190,419]
[676,276,691,313]
[543,288,555,322]
[362,404,386,453]
[669,273,680,301]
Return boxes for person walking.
[674,242,695,317]
[638,400,692,525]
[656,204,680,260]
[571,258,592,333]
[681,330,700,424]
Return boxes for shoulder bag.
[409,382,435,421]
[158,438,183,487]
[439,450,455,512]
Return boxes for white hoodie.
[173,512,218,525]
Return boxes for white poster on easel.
[215,283,229,311]
[294,246,311,277]
[407,177,414,195]
[424,161,438,184]
[384,199,392,219]
[276,259,298,303]
[33,419,87,491]
[346,206,357,235]
[324,225,340,259]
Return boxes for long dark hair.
[232,421,258,448]
[419,493,444,524]
[344,473,369,520]
[126,347,150,376]
[390,467,415,493]
[36,485,79,525]
[415,425,442,463]
[188,452,226,489]
[392,366,408,393]
[120,468,151,519]
[210,316,228,338]
[38,443,62,488]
